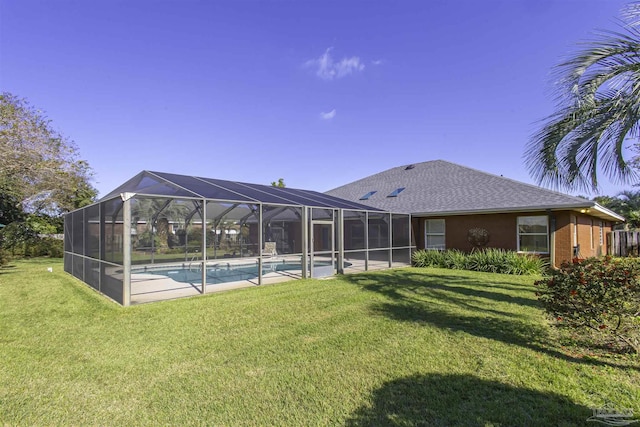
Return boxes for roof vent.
[404,164,415,170]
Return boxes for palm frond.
[527,6,640,192]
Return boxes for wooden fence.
[609,231,640,256]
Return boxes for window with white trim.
[517,216,549,253]
[424,219,445,250]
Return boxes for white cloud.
[320,109,336,120]
[371,59,384,66]
[305,48,364,80]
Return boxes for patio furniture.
[262,241,277,257]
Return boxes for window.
[425,219,445,250]
[388,187,405,197]
[359,191,377,200]
[590,219,595,249]
[517,216,549,253]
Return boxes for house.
[326,160,624,267]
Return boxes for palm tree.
[525,3,640,192]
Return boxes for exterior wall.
[412,217,424,249]
[414,210,615,267]
[429,213,522,253]
[553,212,612,266]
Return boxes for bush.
[27,237,63,258]
[534,256,640,354]
[412,249,445,267]
[442,249,469,270]
[467,248,506,273]
[412,248,547,275]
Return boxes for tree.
[271,178,286,188]
[0,92,97,215]
[525,3,640,192]
[595,189,640,229]
[0,193,24,226]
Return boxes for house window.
[590,219,595,249]
[573,216,578,247]
[425,219,445,250]
[517,216,549,253]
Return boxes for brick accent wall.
[413,210,614,267]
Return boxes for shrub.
[442,249,469,270]
[467,248,506,273]
[28,237,63,258]
[412,248,547,275]
[534,256,640,354]
[412,249,445,267]
[505,251,547,275]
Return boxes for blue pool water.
[135,261,310,285]
[134,259,351,285]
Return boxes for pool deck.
[129,256,408,305]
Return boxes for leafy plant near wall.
[412,248,547,275]
[534,256,640,355]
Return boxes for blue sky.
[1,0,635,198]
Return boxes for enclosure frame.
[64,171,414,305]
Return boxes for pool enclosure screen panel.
[64,170,414,305]
[63,196,125,305]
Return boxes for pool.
[132,259,352,285]
[133,260,313,285]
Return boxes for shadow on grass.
[0,264,18,275]
[346,373,591,427]
[351,269,539,307]
[344,270,640,371]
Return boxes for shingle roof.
[326,160,623,221]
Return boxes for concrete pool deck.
[129,256,408,305]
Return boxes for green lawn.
[1,259,638,426]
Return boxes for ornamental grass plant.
[412,248,547,275]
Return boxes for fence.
[609,231,640,256]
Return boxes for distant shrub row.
[412,248,547,275]
[1,237,63,263]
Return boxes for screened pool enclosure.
[64,171,414,305]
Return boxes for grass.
[1,258,638,426]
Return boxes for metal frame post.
[364,211,369,271]
[388,213,393,268]
[122,194,132,307]
[201,199,207,294]
[302,207,308,278]
[337,209,344,274]
[258,204,263,286]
